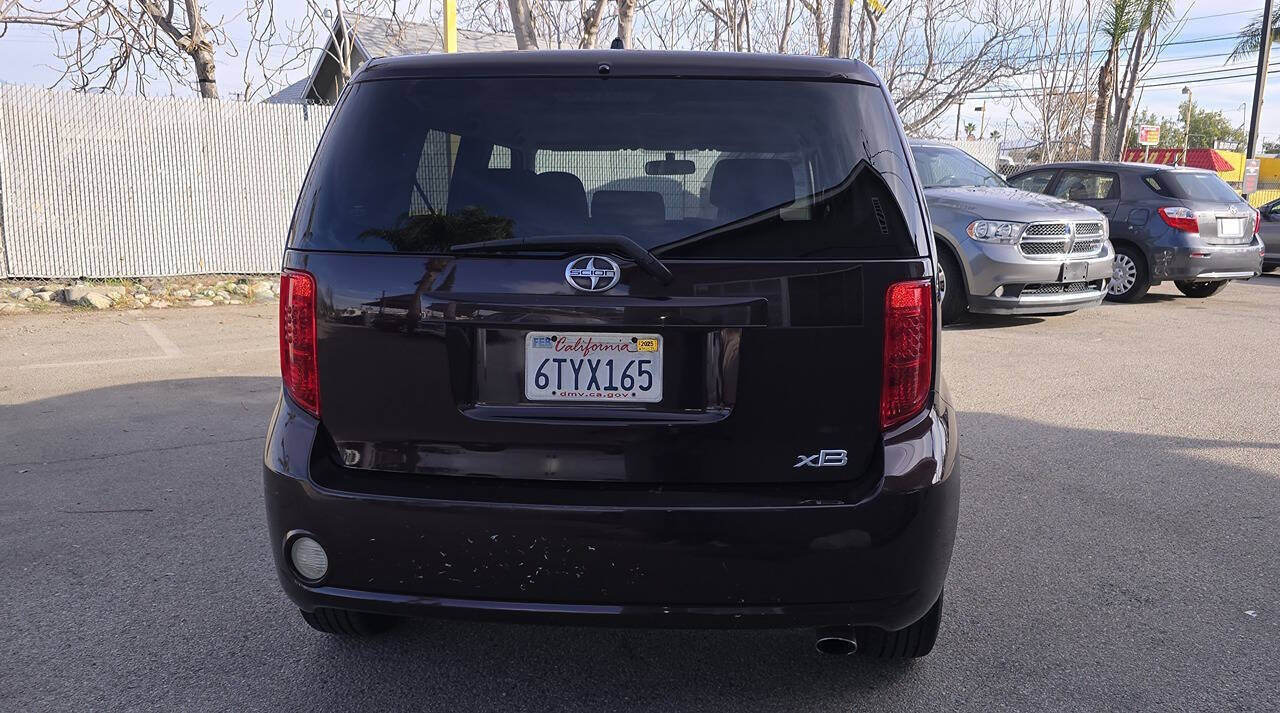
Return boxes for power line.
[966,66,1280,100]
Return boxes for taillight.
[280,269,320,418]
[1157,206,1199,233]
[881,279,933,430]
[1254,207,1262,237]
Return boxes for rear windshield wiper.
[450,234,674,285]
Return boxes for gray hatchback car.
[910,141,1113,323]
[1008,161,1264,301]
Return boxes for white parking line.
[139,322,183,358]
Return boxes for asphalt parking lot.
[2,277,1278,712]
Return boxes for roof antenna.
[610,37,625,49]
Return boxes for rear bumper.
[1149,239,1264,281]
[263,393,960,631]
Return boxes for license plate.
[525,332,663,403]
[1218,218,1245,238]
[1061,261,1088,281]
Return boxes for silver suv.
[910,141,1114,323]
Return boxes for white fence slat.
[0,86,333,278]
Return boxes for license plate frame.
[1060,261,1089,282]
[524,332,663,403]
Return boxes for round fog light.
[994,286,1005,297]
[289,536,329,581]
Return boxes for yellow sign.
[1138,125,1160,147]
[636,339,659,352]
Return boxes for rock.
[38,283,63,293]
[34,291,55,302]
[0,302,31,314]
[100,285,127,298]
[229,299,243,305]
[211,296,227,304]
[8,287,34,300]
[137,295,151,305]
[215,289,231,300]
[201,288,217,297]
[58,286,95,303]
[173,289,191,299]
[76,292,112,310]
[150,300,170,309]
[132,286,149,295]
[230,283,249,296]
[191,299,214,307]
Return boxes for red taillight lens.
[1254,207,1262,237]
[881,279,933,430]
[280,269,320,418]
[1157,206,1199,233]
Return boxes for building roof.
[356,50,879,84]
[1122,147,1236,172]
[346,13,519,55]
[262,14,521,104]
[263,77,311,104]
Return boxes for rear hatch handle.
[450,234,675,285]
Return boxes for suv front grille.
[1019,221,1106,259]
[1020,280,1103,295]
[1024,223,1069,237]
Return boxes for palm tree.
[1092,0,1139,161]
[989,130,1002,142]
[964,122,977,140]
[1229,8,1280,62]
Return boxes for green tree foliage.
[1124,102,1246,150]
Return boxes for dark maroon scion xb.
[265,50,959,658]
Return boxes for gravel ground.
[1,277,1278,712]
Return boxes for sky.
[0,0,1277,145]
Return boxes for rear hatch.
[284,71,932,486]
[1153,169,1255,244]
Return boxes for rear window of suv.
[1148,171,1241,202]
[291,77,922,259]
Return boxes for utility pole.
[1246,0,1274,160]
[955,99,963,141]
[444,0,457,53]
[975,100,987,140]
[1181,86,1192,167]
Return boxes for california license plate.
[525,332,663,402]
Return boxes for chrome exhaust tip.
[814,626,858,655]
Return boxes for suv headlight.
[966,220,1026,244]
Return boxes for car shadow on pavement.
[945,314,1046,330]
[5,381,1280,711]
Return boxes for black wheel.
[1105,245,1150,303]
[856,591,943,660]
[300,607,398,636]
[1174,279,1229,298]
[936,248,968,325]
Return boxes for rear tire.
[1106,245,1150,303]
[300,607,398,636]
[1174,280,1229,298]
[936,248,968,325]
[856,591,943,660]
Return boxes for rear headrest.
[590,190,666,226]
[450,168,537,217]
[708,158,796,222]
[535,171,588,225]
